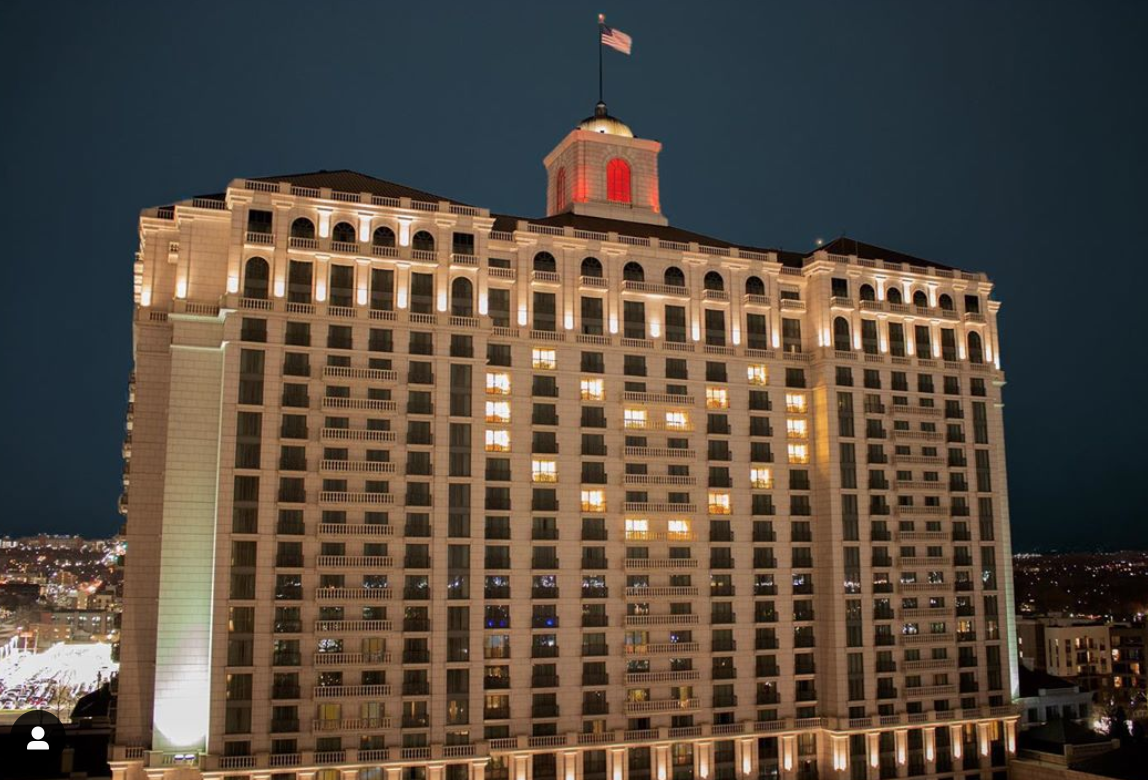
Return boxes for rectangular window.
[782,318,802,353]
[533,291,556,332]
[624,301,646,339]
[581,297,604,335]
[532,349,556,370]
[487,288,510,327]
[665,306,687,343]
[484,430,510,452]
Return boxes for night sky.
[2,2,1145,550]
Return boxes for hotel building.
[113,103,1021,780]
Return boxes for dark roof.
[490,211,807,269]
[818,237,957,271]
[1074,742,1148,780]
[1019,665,1080,697]
[1020,719,1112,754]
[185,169,968,273]
[246,169,466,206]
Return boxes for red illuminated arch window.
[606,158,631,203]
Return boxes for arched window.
[243,257,270,299]
[663,266,685,287]
[745,276,765,296]
[290,217,315,239]
[554,168,567,212]
[373,226,396,247]
[939,293,954,311]
[704,271,724,291]
[886,287,902,304]
[859,284,876,302]
[581,257,603,278]
[451,277,474,318]
[412,231,435,252]
[833,317,852,352]
[967,332,984,364]
[332,222,356,244]
[533,252,557,273]
[913,290,928,307]
[606,158,632,204]
[623,262,645,282]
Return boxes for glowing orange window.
[606,158,631,203]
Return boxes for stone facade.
[111,109,1020,780]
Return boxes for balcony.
[315,587,393,600]
[623,446,696,459]
[623,557,698,570]
[315,619,392,632]
[624,642,700,655]
[743,294,771,308]
[893,505,948,517]
[899,556,951,566]
[321,397,398,412]
[314,684,392,698]
[624,698,700,714]
[899,632,955,646]
[626,589,699,603]
[312,717,391,732]
[317,522,394,537]
[624,613,699,627]
[906,684,957,697]
[313,651,392,665]
[316,555,394,568]
[318,491,395,506]
[623,502,697,514]
[622,280,690,298]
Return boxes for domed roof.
[578,102,633,138]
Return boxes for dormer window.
[606,158,631,204]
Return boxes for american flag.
[600,23,632,55]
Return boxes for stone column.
[608,748,627,780]
[735,738,756,779]
[923,727,936,771]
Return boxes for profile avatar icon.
[27,726,50,750]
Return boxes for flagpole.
[598,13,604,103]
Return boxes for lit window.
[706,386,729,409]
[785,392,808,414]
[485,401,511,424]
[581,378,604,401]
[606,158,632,204]
[532,348,556,370]
[485,372,510,395]
[484,429,510,452]
[624,408,648,429]
[787,443,809,464]
[664,411,689,431]
[786,419,808,439]
[747,365,769,385]
[625,518,650,540]
[750,466,773,489]
[581,489,606,513]
[532,459,557,483]
[667,519,692,540]
[708,492,731,515]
